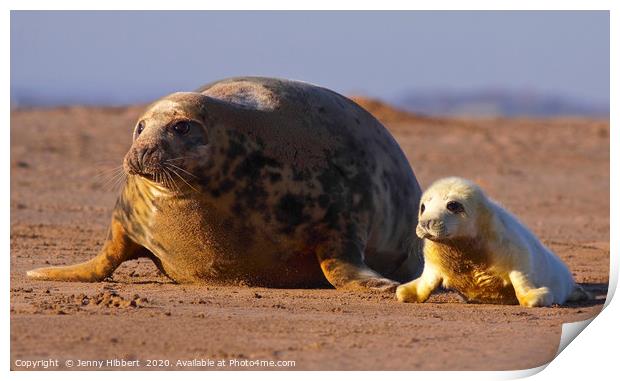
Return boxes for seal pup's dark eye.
[420,203,425,214]
[173,121,191,135]
[446,201,464,214]
[136,121,145,136]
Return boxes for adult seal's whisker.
[166,163,198,178]
[167,166,199,193]
[92,166,123,187]
[168,168,182,193]
[93,165,124,180]
[166,156,192,162]
[100,169,126,192]
[162,167,179,193]
[111,172,127,193]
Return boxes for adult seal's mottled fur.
[27,77,423,291]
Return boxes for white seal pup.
[396,177,590,307]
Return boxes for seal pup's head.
[123,92,214,192]
[416,177,490,242]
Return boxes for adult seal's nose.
[139,146,157,170]
[124,144,154,175]
[137,143,163,172]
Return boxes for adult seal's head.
[27,77,424,291]
[122,93,215,192]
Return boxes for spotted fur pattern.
[28,77,423,289]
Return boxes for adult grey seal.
[27,77,423,291]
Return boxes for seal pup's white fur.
[396,177,590,307]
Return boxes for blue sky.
[10,11,609,107]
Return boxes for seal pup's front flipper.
[27,218,148,282]
[396,263,442,303]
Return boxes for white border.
[3,2,616,380]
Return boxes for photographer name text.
[14,358,296,369]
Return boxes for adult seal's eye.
[446,201,465,214]
[173,121,191,135]
[136,121,145,136]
